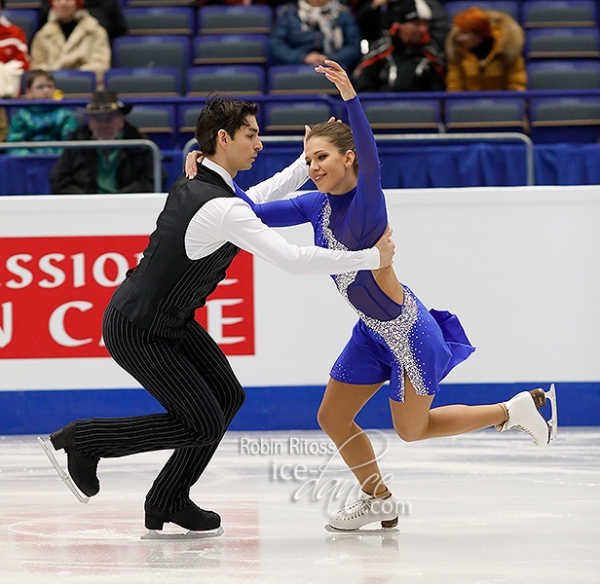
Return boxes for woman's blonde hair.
[306,121,359,175]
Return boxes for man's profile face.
[398,18,430,45]
[88,112,125,141]
[225,115,263,174]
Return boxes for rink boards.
[0,187,599,433]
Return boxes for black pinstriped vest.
[111,165,240,339]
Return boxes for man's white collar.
[201,158,235,192]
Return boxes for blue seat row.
[5,92,599,149]
[46,60,600,100]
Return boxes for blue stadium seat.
[186,65,265,96]
[526,28,600,59]
[529,96,600,143]
[268,65,338,95]
[3,9,38,42]
[197,5,273,35]
[522,1,597,28]
[126,104,177,150]
[263,101,333,133]
[104,67,183,97]
[361,99,442,133]
[527,60,600,89]
[3,0,40,8]
[123,6,195,35]
[123,0,191,7]
[444,98,526,133]
[51,69,97,98]
[443,1,520,22]
[192,34,269,66]
[112,35,191,71]
[177,103,206,148]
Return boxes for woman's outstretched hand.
[314,60,357,102]
[375,226,395,268]
[185,150,204,179]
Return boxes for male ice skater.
[40,97,395,538]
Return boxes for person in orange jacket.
[445,6,527,91]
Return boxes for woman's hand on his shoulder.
[185,150,204,179]
[314,60,357,101]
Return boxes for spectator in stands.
[0,0,30,140]
[50,91,159,195]
[350,0,390,48]
[7,70,77,155]
[445,6,526,91]
[30,0,111,90]
[353,0,446,93]
[351,0,449,53]
[269,0,362,72]
[38,0,128,43]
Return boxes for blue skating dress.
[253,97,475,401]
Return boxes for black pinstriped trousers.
[73,302,245,513]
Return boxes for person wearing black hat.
[353,0,448,93]
[49,90,161,194]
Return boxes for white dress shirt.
[184,155,381,275]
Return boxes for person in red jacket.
[0,0,29,98]
[0,0,30,140]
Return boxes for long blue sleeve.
[325,96,388,251]
[253,191,325,230]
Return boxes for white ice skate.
[496,384,558,446]
[37,436,89,504]
[325,491,399,534]
[141,527,224,540]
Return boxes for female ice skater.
[244,60,557,532]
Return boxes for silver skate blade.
[36,436,89,504]
[324,524,399,535]
[141,526,224,540]
[545,383,558,444]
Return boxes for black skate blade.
[37,436,89,504]
[141,526,224,540]
[324,524,399,535]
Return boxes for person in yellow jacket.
[445,6,526,91]
[30,0,111,89]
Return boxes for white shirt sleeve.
[245,154,309,204]
[185,197,380,275]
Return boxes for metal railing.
[183,132,535,186]
[0,139,163,193]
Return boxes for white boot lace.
[333,494,373,522]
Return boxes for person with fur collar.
[30,0,111,89]
[445,7,526,91]
[269,0,362,71]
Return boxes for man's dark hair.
[194,97,258,156]
[0,0,5,10]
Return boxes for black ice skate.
[37,426,97,504]
[142,501,224,540]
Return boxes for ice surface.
[1,428,598,584]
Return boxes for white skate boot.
[496,384,558,446]
[325,491,399,534]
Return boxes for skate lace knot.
[335,497,372,521]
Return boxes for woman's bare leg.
[391,374,507,442]
[317,378,389,496]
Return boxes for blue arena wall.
[0,382,597,436]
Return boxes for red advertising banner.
[0,236,254,359]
